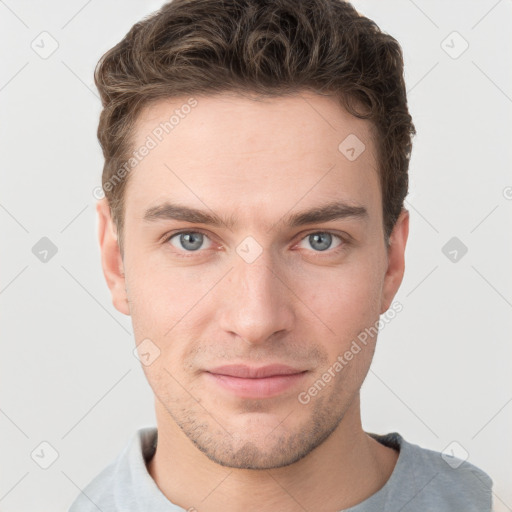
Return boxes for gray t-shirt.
[68,427,493,511]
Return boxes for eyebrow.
[142,200,368,230]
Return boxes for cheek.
[125,259,214,376]
[301,260,384,333]
[125,255,200,331]
[300,265,384,395]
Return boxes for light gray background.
[1,0,511,510]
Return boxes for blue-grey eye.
[298,232,342,252]
[169,232,211,252]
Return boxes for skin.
[97,90,409,512]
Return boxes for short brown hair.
[95,0,415,255]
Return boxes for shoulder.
[67,460,117,511]
[369,432,494,511]
[68,457,119,512]
[67,427,158,512]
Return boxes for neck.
[147,395,398,512]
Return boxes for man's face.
[99,91,407,469]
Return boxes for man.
[69,0,494,510]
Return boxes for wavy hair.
[94,0,415,254]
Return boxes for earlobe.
[96,199,131,316]
[380,208,409,315]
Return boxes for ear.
[380,208,409,314]
[96,198,130,316]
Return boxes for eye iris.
[174,233,336,252]
[180,232,203,251]
[310,232,332,251]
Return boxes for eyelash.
[162,229,350,258]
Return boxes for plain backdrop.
[0,0,511,510]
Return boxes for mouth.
[204,364,308,399]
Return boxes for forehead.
[124,91,381,227]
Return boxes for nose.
[217,249,296,346]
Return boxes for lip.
[207,364,305,378]
[205,364,308,399]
